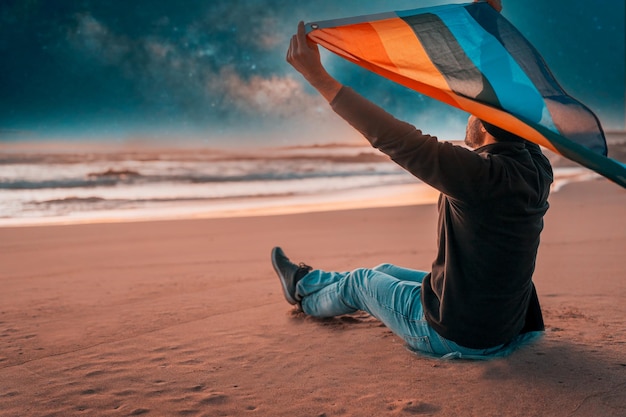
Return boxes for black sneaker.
[271,247,312,305]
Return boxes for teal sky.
[0,0,624,146]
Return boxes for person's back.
[273,0,554,358]
[329,87,553,349]
[423,139,553,349]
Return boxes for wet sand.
[0,178,625,416]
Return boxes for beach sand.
[0,178,625,416]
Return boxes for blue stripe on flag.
[432,6,557,132]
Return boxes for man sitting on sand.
[272,0,553,359]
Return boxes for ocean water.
[0,144,425,226]
[0,142,601,227]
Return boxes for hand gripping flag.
[305,2,626,188]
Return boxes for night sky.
[1,0,624,146]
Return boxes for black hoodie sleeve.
[330,86,490,200]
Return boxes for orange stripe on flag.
[309,19,461,108]
[369,19,453,100]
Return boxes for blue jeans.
[297,263,541,360]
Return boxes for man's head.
[464,115,526,148]
[464,115,492,149]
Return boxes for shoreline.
[0,167,602,228]
[0,178,624,416]
[0,183,439,228]
[4,137,623,229]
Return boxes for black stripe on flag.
[401,13,501,108]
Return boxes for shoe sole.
[271,247,298,305]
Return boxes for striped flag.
[306,2,626,188]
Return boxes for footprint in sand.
[389,399,441,415]
[402,401,441,414]
[177,358,203,365]
[79,388,100,395]
[199,393,229,405]
[84,370,107,378]
[114,390,137,397]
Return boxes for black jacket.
[331,86,553,348]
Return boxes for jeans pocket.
[404,334,434,354]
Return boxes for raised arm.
[286,21,342,102]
